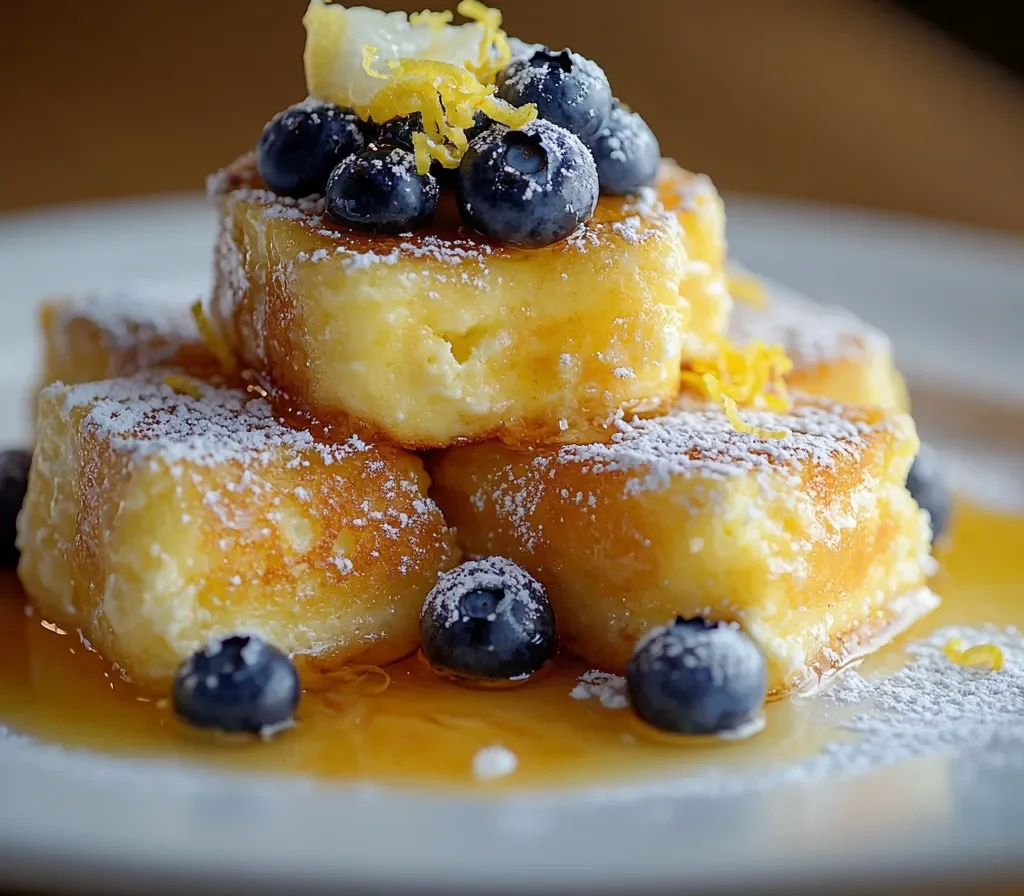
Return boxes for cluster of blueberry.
[170,557,769,739]
[256,46,660,248]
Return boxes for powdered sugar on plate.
[472,745,519,781]
[569,625,1024,797]
[570,671,628,709]
[818,624,1024,767]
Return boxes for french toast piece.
[728,274,908,410]
[207,153,729,449]
[17,376,458,687]
[39,286,219,386]
[429,396,935,696]
[657,161,731,354]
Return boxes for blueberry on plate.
[455,119,599,248]
[497,47,612,141]
[907,442,952,543]
[256,99,365,198]
[326,146,440,234]
[627,617,767,736]
[172,634,300,735]
[0,448,31,570]
[420,557,557,685]
[589,104,661,195]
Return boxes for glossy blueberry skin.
[907,442,951,543]
[376,112,423,153]
[627,617,767,735]
[420,558,557,684]
[0,448,31,570]
[326,147,440,235]
[455,120,599,248]
[464,110,492,144]
[172,635,300,735]
[589,105,661,195]
[497,48,612,142]
[374,113,460,184]
[256,100,365,198]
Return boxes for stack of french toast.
[14,1,940,737]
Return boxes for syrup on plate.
[0,501,1021,790]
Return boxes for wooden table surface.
[3,0,1023,232]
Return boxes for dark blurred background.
[2,0,1022,230]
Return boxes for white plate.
[1,195,1023,895]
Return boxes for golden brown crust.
[39,293,224,386]
[428,395,932,693]
[17,376,459,688]
[208,154,726,449]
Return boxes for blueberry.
[455,120,599,248]
[589,105,660,195]
[172,635,300,735]
[326,146,440,234]
[907,442,952,543]
[497,47,612,141]
[0,448,31,570]
[420,557,557,685]
[373,113,460,184]
[464,110,492,144]
[256,100,365,198]
[627,617,767,736]
[376,112,423,154]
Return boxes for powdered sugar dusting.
[421,557,546,629]
[55,376,367,469]
[728,269,891,369]
[819,625,1024,764]
[632,620,764,690]
[555,397,884,496]
[571,670,628,709]
[472,744,519,781]
[45,283,204,362]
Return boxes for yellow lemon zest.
[944,637,1005,672]
[457,0,512,83]
[190,300,236,375]
[360,47,535,174]
[161,374,203,400]
[727,271,768,308]
[682,338,794,438]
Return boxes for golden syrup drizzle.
[0,501,1021,791]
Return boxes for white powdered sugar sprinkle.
[571,670,629,709]
[45,282,205,362]
[728,267,891,369]
[631,620,764,689]
[421,557,545,629]
[818,625,1024,767]
[568,626,1024,796]
[472,744,519,781]
[554,397,881,496]
[54,376,367,469]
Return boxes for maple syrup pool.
[0,501,1021,791]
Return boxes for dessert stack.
[13,2,941,739]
